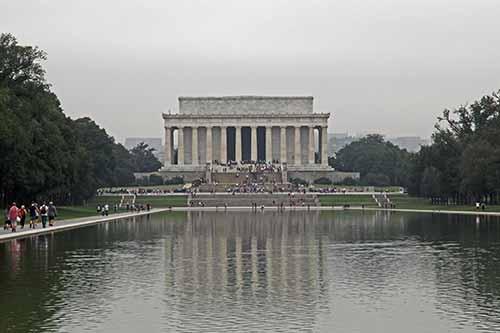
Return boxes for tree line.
[3,33,500,205]
[333,90,500,204]
[0,34,161,206]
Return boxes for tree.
[333,134,413,186]
[419,167,441,197]
[411,90,500,203]
[0,33,136,205]
[130,142,162,172]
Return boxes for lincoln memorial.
[159,96,356,183]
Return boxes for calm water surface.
[1,211,500,332]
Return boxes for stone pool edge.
[3,206,498,242]
[0,208,169,243]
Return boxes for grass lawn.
[135,195,188,207]
[388,195,500,212]
[56,195,188,220]
[56,206,119,220]
[319,194,377,207]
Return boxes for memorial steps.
[211,171,283,185]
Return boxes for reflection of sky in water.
[1,211,500,332]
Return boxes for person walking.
[18,205,27,229]
[39,202,49,228]
[104,204,109,216]
[29,202,39,228]
[48,202,57,226]
[4,207,10,230]
[8,202,19,232]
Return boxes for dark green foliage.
[289,177,308,186]
[411,90,500,203]
[130,142,162,172]
[334,134,413,186]
[164,176,184,185]
[0,33,135,205]
[361,173,391,186]
[149,174,164,186]
[313,177,332,185]
[336,177,358,186]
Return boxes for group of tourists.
[4,201,57,232]
[213,160,282,174]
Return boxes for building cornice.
[178,95,313,101]
[162,112,330,119]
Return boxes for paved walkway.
[0,208,168,242]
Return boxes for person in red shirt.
[8,202,18,232]
[18,205,27,229]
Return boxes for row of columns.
[165,126,328,166]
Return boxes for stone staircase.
[188,193,319,207]
[373,193,391,207]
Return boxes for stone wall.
[179,96,313,115]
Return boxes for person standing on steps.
[48,202,57,226]
[39,202,48,228]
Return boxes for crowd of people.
[212,160,282,174]
[97,187,186,195]
[4,201,57,232]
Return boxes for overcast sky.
[2,0,500,142]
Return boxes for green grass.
[135,195,187,207]
[56,206,119,220]
[319,194,377,207]
[55,195,187,220]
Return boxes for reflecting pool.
[1,210,500,332]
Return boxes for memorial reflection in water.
[1,211,500,332]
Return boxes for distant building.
[124,137,164,161]
[388,136,430,152]
[328,133,429,155]
[328,133,356,155]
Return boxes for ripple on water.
[1,211,500,332]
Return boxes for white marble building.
[158,96,357,183]
[163,96,329,165]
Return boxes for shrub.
[313,177,332,185]
[149,174,164,186]
[289,177,308,186]
[165,176,185,185]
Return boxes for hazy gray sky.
[2,0,500,142]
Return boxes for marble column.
[235,126,242,162]
[192,126,198,165]
[164,127,171,166]
[206,126,212,164]
[308,126,315,165]
[280,126,287,164]
[294,126,301,165]
[220,126,227,164]
[178,127,184,165]
[265,126,272,162]
[251,126,257,161]
[321,126,328,166]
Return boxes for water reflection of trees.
[1,211,500,332]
